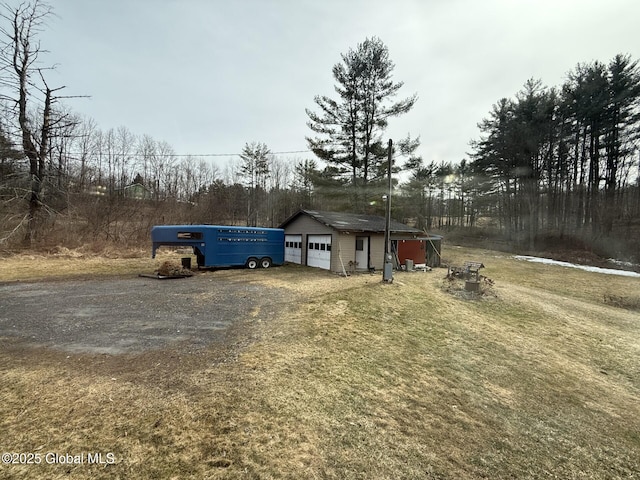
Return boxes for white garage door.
[284,234,302,264]
[307,234,332,270]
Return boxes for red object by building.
[397,239,426,264]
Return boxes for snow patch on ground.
[514,255,640,278]
[607,258,638,269]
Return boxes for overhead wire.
[58,149,313,159]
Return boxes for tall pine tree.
[239,141,270,226]
[306,37,416,211]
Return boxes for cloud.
[28,0,640,169]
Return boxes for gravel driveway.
[0,273,288,354]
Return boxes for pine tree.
[239,141,270,226]
[306,37,416,211]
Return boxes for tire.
[246,257,259,269]
[260,257,272,269]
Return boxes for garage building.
[279,209,442,273]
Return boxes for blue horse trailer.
[151,225,285,269]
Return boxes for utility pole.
[383,139,393,283]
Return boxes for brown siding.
[283,212,422,273]
[369,234,386,270]
[333,232,355,273]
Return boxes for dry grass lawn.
[0,247,152,281]
[1,246,639,479]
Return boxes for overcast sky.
[29,0,640,172]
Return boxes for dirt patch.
[441,275,497,300]
[0,271,290,354]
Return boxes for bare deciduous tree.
[0,0,65,244]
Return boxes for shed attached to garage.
[279,209,442,273]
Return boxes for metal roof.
[280,209,431,235]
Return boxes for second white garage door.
[307,234,332,270]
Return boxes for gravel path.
[0,273,288,354]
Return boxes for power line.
[59,149,313,159]
[170,149,312,158]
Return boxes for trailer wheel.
[260,257,272,269]
[246,257,259,269]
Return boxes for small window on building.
[356,239,364,251]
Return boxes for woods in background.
[400,56,640,258]
[0,1,638,261]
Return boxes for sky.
[19,0,640,173]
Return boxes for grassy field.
[0,247,153,282]
[1,246,639,479]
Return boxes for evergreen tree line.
[399,55,640,259]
